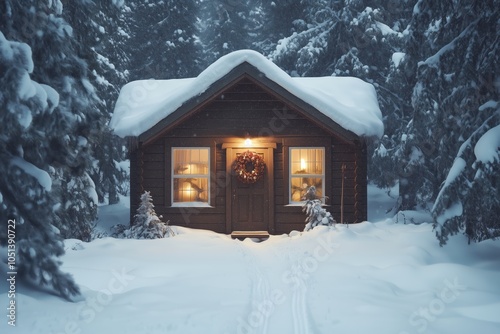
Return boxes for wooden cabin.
[111,50,383,235]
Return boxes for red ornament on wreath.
[233,151,266,184]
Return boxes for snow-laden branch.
[418,19,480,68]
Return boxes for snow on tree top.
[110,50,384,139]
[474,124,500,164]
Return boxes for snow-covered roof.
[110,50,384,139]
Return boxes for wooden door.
[226,147,273,232]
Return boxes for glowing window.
[172,148,209,205]
[289,147,325,203]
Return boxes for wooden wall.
[129,78,368,234]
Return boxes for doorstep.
[231,231,270,240]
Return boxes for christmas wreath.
[233,151,266,184]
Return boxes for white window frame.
[171,147,211,207]
[289,147,325,204]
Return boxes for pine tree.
[0,0,109,297]
[302,186,336,232]
[25,3,102,241]
[267,1,408,77]
[253,0,306,55]
[197,0,255,66]
[367,0,417,212]
[403,0,500,244]
[113,191,174,239]
[127,0,200,80]
[432,117,500,246]
[1,0,104,241]
[0,28,79,299]
[62,0,130,205]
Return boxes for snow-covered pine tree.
[302,186,336,232]
[62,0,131,205]
[197,0,254,66]
[0,0,107,297]
[267,0,412,78]
[404,0,500,244]
[114,191,174,239]
[17,1,103,241]
[127,0,199,80]
[252,0,306,55]
[267,0,339,76]
[432,115,500,246]
[1,1,103,241]
[368,1,417,212]
[0,29,79,300]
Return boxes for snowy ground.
[2,186,500,334]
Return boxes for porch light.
[244,136,252,147]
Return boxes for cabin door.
[225,146,274,233]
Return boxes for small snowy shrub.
[113,191,174,239]
[302,186,336,231]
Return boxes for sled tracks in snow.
[235,240,315,334]
[291,283,310,334]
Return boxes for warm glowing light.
[244,138,252,147]
[182,182,194,201]
[183,182,192,194]
[300,158,306,170]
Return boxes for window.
[172,148,210,206]
[289,147,325,203]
